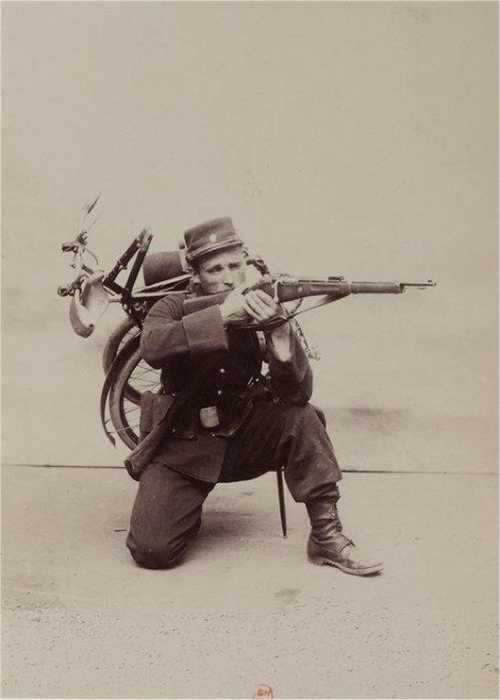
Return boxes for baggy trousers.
[127,401,342,569]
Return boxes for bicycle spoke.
[104,417,139,434]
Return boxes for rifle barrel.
[276,278,435,302]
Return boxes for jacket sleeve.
[265,328,313,406]
[140,294,228,368]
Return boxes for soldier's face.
[193,247,247,294]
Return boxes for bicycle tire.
[103,317,143,403]
[102,316,140,375]
[108,346,162,450]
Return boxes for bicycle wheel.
[102,316,141,374]
[108,346,162,450]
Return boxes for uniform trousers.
[126,401,342,569]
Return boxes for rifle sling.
[233,293,349,332]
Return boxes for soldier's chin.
[206,288,229,295]
[200,286,233,296]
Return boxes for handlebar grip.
[57,274,85,297]
[61,241,79,253]
[58,281,80,297]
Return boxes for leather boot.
[306,495,383,576]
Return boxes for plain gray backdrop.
[2,1,498,473]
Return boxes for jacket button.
[217,390,222,395]
[219,368,226,374]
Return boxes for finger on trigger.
[244,295,264,318]
[248,297,270,319]
[245,304,262,321]
[253,289,274,305]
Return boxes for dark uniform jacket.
[137,290,313,483]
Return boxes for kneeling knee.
[127,537,187,570]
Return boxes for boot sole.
[308,553,383,576]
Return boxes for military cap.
[183,217,243,264]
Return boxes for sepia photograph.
[1,1,498,698]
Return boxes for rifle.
[183,275,436,331]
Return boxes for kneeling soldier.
[126,217,383,576]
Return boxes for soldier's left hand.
[243,289,283,323]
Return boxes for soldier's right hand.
[219,284,251,324]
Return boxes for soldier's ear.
[191,268,200,285]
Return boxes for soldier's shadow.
[201,508,258,538]
[190,506,273,558]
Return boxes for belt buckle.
[199,406,220,429]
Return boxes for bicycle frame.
[101,228,191,326]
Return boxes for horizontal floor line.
[3,464,498,476]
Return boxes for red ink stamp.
[253,684,274,699]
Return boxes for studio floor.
[1,464,498,699]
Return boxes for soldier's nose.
[221,270,235,287]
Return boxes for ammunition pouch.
[138,391,177,442]
[125,392,177,481]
